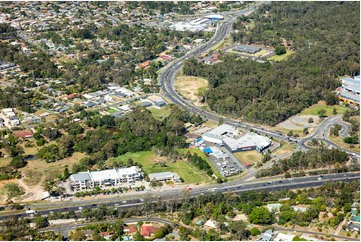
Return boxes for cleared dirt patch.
[277,115,320,131]
[175,76,208,107]
[234,150,263,165]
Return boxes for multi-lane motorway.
[0,172,358,221]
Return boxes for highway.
[0,172,358,221]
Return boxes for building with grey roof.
[223,132,272,153]
[69,166,142,190]
[138,101,153,108]
[202,124,238,144]
[233,45,261,54]
[148,172,181,183]
[337,75,360,105]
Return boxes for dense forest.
[183,1,359,125]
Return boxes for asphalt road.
[273,225,359,241]
[0,172,358,221]
[158,8,359,161]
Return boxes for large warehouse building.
[202,124,238,144]
[223,132,272,153]
[69,166,143,190]
[336,75,360,106]
[202,124,272,153]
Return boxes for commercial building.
[336,75,360,106]
[204,14,224,20]
[69,166,142,190]
[148,172,181,183]
[233,45,261,54]
[202,124,272,153]
[202,124,238,144]
[223,132,272,153]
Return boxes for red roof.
[137,61,151,69]
[100,232,113,237]
[126,225,138,234]
[159,55,173,61]
[67,93,76,99]
[141,225,158,237]
[13,131,33,138]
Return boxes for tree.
[69,230,86,241]
[343,203,352,213]
[275,45,286,55]
[10,156,26,169]
[63,167,70,179]
[344,136,359,144]
[250,227,260,236]
[325,92,338,106]
[249,207,275,225]
[308,117,314,123]
[318,109,327,118]
[34,216,49,228]
[303,127,309,135]
[333,108,337,115]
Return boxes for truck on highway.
[26,210,36,215]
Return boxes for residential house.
[259,229,274,241]
[141,225,158,238]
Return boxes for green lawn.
[107,108,118,114]
[107,150,213,184]
[149,106,171,121]
[178,148,222,178]
[268,50,295,61]
[300,103,350,116]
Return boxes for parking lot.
[195,139,243,177]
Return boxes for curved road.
[158,6,359,160]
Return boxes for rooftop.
[203,124,237,140]
[233,45,261,53]
[223,132,272,150]
[149,172,180,181]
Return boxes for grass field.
[107,108,118,114]
[300,101,350,116]
[268,50,295,61]
[329,136,360,153]
[179,148,222,178]
[149,106,171,121]
[108,150,213,184]
[175,76,208,107]
[234,150,263,165]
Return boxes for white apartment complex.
[69,166,143,190]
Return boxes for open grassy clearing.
[268,50,295,61]
[329,136,360,153]
[234,150,263,165]
[179,148,222,179]
[20,152,87,181]
[175,76,208,107]
[108,150,214,184]
[107,108,118,114]
[148,106,171,121]
[272,143,296,156]
[300,101,350,116]
[0,156,11,167]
